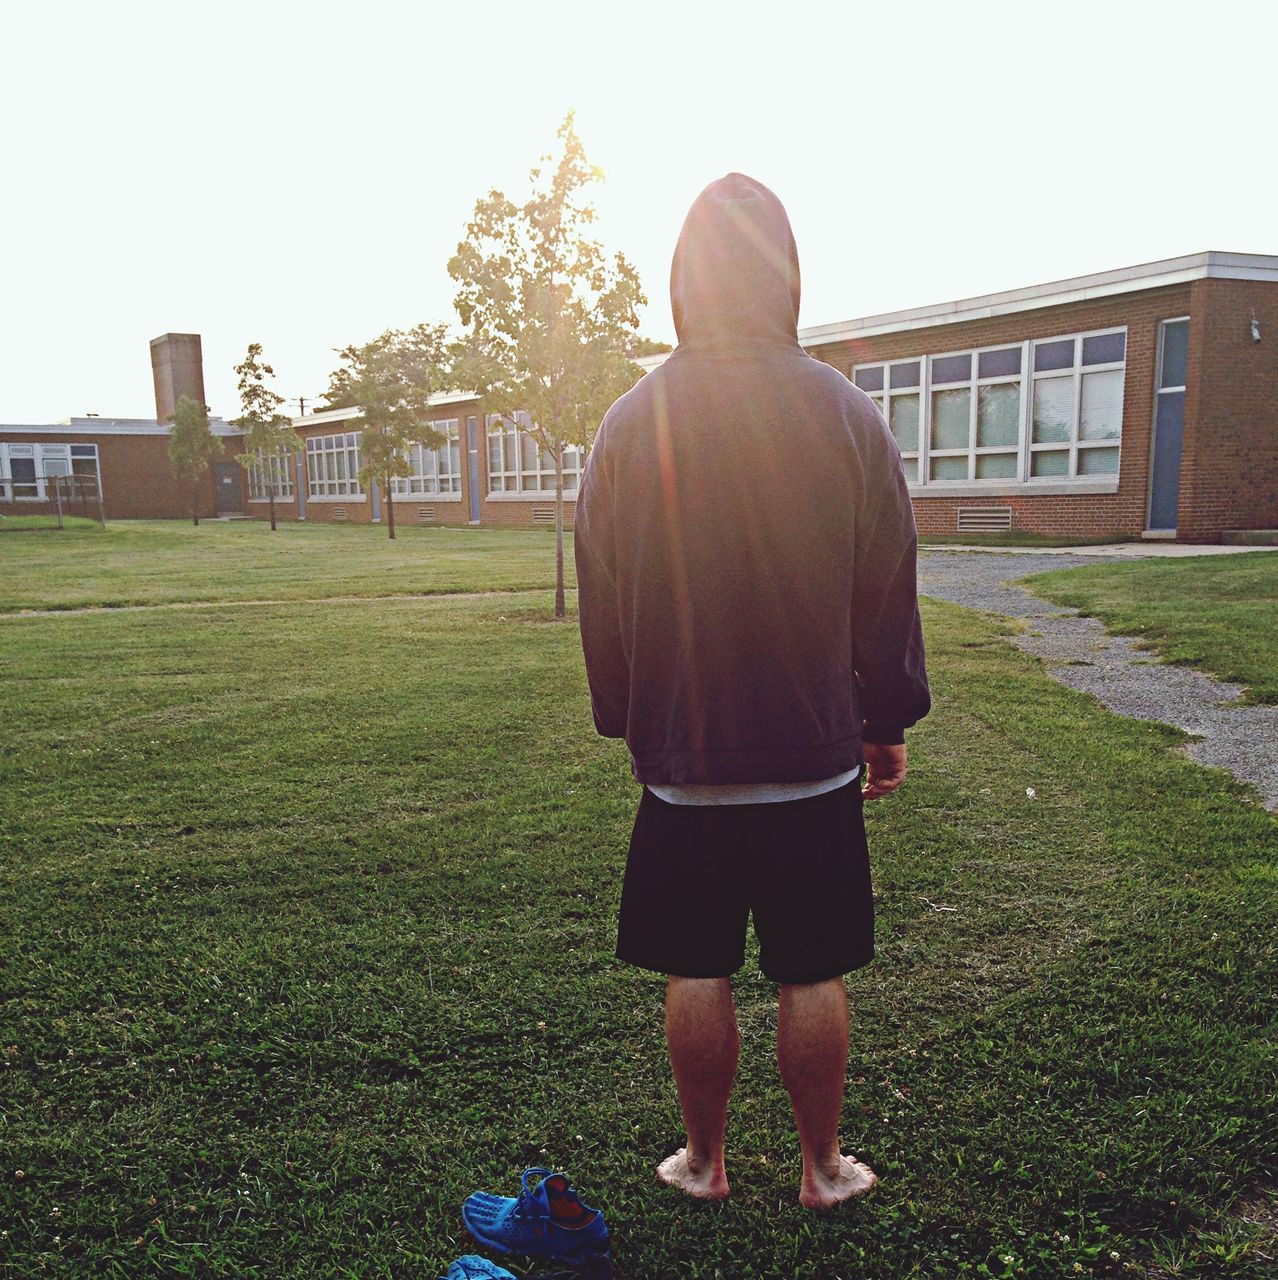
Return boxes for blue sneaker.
[462,1166,610,1264]
[440,1257,516,1280]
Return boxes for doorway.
[213,462,244,514]
[1147,318,1188,534]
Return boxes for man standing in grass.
[574,174,930,1208]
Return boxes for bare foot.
[656,1147,730,1200]
[799,1154,879,1209]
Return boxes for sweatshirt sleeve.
[851,418,931,745]
[573,424,630,739]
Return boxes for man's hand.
[862,742,907,800]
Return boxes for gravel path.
[918,550,1278,811]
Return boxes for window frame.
[1,441,102,502]
[485,412,583,497]
[304,431,364,499]
[1029,328,1127,481]
[390,418,464,498]
[923,342,1026,483]
[247,448,297,502]
[856,359,922,483]
[852,325,1127,489]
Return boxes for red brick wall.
[480,496,577,529]
[1177,278,1278,540]
[0,430,236,521]
[806,284,1194,539]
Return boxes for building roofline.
[797,251,1278,347]
[0,417,239,437]
[291,391,479,429]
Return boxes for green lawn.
[0,514,103,533]
[1025,552,1278,704]
[1,531,1275,1278]
[0,520,571,612]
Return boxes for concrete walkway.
[917,550,1278,810]
[921,540,1278,558]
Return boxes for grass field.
[1026,552,1278,704]
[2,524,1275,1278]
[0,515,103,534]
[0,521,569,612]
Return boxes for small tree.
[325,325,450,540]
[233,342,303,532]
[168,395,223,526]
[449,112,646,619]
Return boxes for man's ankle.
[684,1145,725,1174]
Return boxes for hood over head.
[670,173,801,351]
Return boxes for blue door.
[370,477,382,522]
[1148,319,1189,533]
[467,416,482,523]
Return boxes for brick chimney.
[150,333,206,424]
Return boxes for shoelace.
[510,1166,554,1221]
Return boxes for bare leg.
[777,977,878,1208]
[657,976,736,1200]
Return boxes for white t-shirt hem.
[646,766,862,807]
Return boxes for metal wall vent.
[332,507,349,522]
[417,507,437,523]
[956,506,1013,533]
[531,506,555,525]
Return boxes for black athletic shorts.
[615,780,874,984]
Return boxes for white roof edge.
[797,251,1278,347]
[291,390,478,429]
[0,419,241,437]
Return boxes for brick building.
[798,251,1278,542]
[4,253,1276,540]
[260,398,583,531]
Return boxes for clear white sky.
[2,0,1273,423]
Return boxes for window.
[926,346,1022,482]
[391,419,463,496]
[247,449,296,501]
[1030,330,1125,478]
[854,360,920,481]
[70,444,101,495]
[305,432,362,497]
[486,413,583,494]
[1,442,101,501]
[1148,318,1189,531]
[853,327,1126,487]
[3,444,36,499]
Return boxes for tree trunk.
[554,444,565,620]
[386,475,396,541]
[269,484,277,532]
[192,478,199,527]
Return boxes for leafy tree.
[325,325,450,540]
[449,111,646,619]
[168,395,223,526]
[232,343,303,532]
[628,336,673,357]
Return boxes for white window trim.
[390,419,465,498]
[485,412,583,496]
[304,431,364,499]
[1,441,102,502]
[1029,330,1126,480]
[854,326,1127,488]
[246,449,297,502]
[1145,315,1191,531]
[909,479,1119,499]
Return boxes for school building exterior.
[2,252,1275,541]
